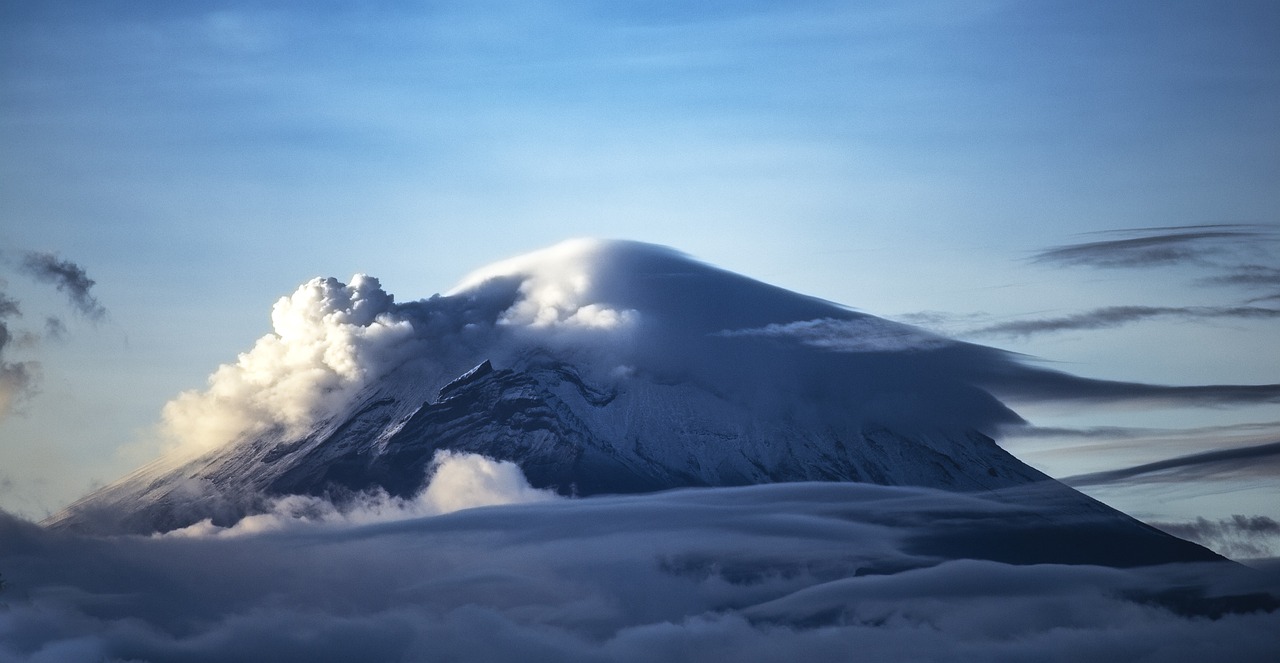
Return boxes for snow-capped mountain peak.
[42,240,1225,565]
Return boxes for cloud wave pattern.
[4,483,1279,663]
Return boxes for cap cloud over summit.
[156,239,1280,462]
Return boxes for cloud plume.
[155,244,641,459]
[159,274,423,457]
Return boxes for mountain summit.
[45,240,1221,563]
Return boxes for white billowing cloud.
[450,238,639,330]
[167,451,559,537]
[159,275,417,458]
[421,450,561,513]
[156,243,649,460]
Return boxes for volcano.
[46,240,1221,565]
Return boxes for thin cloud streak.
[1202,264,1280,288]
[967,305,1280,338]
[1063,440,1280,486]
[1004,420,1280,441]
[1032,226,1269,269]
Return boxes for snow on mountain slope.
[38,240,1230,561]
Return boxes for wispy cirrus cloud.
[898,226,1280,340]
[1062,440,1280,486]
[1031,224,1280,308]
[967,305,1280,338]
[1005,420,1280,441]
[1031,225,1274,269]
[1202,264,1280,288]
[982,367,1280,409]
[1152,515,1280,560]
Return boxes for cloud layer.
[3,483,1277,662]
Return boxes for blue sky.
[2,1,1278,551]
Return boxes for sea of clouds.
[4,479,1279,662]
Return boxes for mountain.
[45,240,1223,564]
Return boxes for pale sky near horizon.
[2,1,1278,554]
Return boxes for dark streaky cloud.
[968,305,1280,338]
[0,291,37,417]
[1063,440,1280,486]
[982,361,1280,408]
[1204,264,1280,288]
[1032,226,1269,269]
[20,251,106,319]
[1004,420,1280,440]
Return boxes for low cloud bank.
[2,483,1277,662]
[166,450,559,537]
